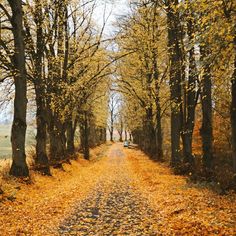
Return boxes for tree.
[231,30,236,174]
[7,0,29,177]
[34,0,50,175]
[115,103,125,142]
[200,45,213,171]
[108,93,119,142]
[220,0,236,174]
[180,2,199,168]
[115,1,167,160]
[165,0,182,167]
[0,0,112,172]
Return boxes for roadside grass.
[0,124,36,159]
[0,124,11,158]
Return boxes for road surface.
[59,144,159,235]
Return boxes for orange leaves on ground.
[125,148,236,235]
[0,144,110,235]
[1,143,236,235]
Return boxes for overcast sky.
[94,0,129,35]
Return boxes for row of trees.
[0,0,111,177]
[107,92,131,142]
[116,0,236,183]
[1,0,235,187]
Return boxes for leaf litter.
[0,143,235,235]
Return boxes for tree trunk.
[144,108,156,158]
[35,88,50,175]
[66,120,75,155]
[129,132,132,142]
[110,127,113,142]
[166,0,182,166]
[99,128,106,143]
[156,96,163,160]
[8,0,29,177]
[125,130,127,141]
[99,128,103,144]
[118,120,123,142]
[103,128,107,142]
[182,17,197,168]
[34,0,50,175]
[48,115,66,167]
[119,134,123,142]
[231,34,236,174]
[83,111,89,160]
[200,45,213,170]
[154,55,163,160]
[221,0,236,175]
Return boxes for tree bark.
[46,1,68,167]
[144,108,156,157]
[129,132,132,142]
[182,17,197,168]
[200,45,213,170]
[8,0,29,177]
[34,0,50,175]
[231,34,236,173]
[35,88,50,174]
[156,95,163,160]
[109,128,113,142]
[66,120,75,155]
[221,0,236,175]
[83,111,90,160]
[166,0,183,166]
[48,116,66,167]
[154,52,163,160]
[103,128,107,143]
[118,118,123,142]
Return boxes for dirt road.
[59,144,159,235]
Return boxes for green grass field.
[0,124,36,159]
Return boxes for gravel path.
[59,144,159,235]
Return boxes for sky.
[94,0,129,35]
